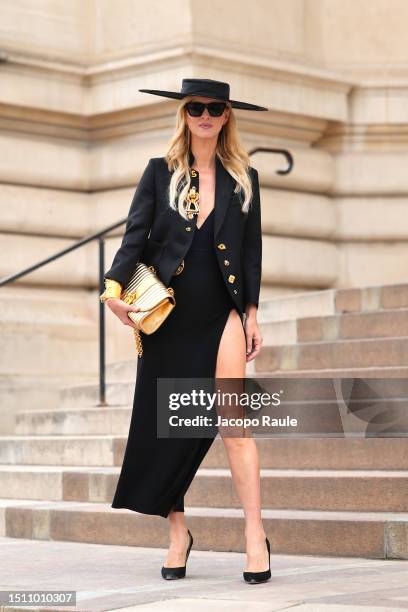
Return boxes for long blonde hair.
[164,96,253,221]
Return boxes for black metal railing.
[0,147,294,406]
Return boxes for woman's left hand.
[244,313,263,362]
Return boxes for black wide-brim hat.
[139,78,269,111]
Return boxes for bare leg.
[163,509,190,567]
[215,309,269,572]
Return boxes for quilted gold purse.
[122,263,175,356]
[101,264,175,357]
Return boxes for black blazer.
[104,154,262,315]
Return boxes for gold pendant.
[185,185,200,217]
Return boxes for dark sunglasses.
[185,101,228,117]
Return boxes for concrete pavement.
[0,536,407,611]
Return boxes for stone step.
[15,406,133,435]
[258,282,408,325]
[0,465,406,513]
[58,371,274,409]
[59,382,134,408]
[0,320,98,376]
[335,283,408,314]
[0,286,95,325]
[253,366,408,378]
[201,437,408,470]
[258,287,337,324]
[0,436,406,469]
[186,468,408,512]
[15,386,408,435]
[0,465,118,502]
[0,287,100,428]
[256,336,408,372]
[92,363,408,389]
[0,372,97,432]
[298,308,408,343]
[262,308,408,346]
[1,498,406,559]
[260,318,298,346]
[106,359,138,383]
[0,435,120,466]
[0,374,100,437]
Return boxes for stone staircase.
[256,282,408,377]
[0,282,407,559]
[0,286,99,434]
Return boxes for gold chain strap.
[133,327,143,357]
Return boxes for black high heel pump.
[243,536,271,584]
[161,529,194,580]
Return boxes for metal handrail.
[0,147,294,406]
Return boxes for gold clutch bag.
[105,263,176,357]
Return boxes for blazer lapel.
[188,149,235,238]
[213,155,235,237]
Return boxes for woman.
[100,78,270,583]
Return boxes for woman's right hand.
[106,298,141,327]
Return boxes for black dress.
[111,205,244,518]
